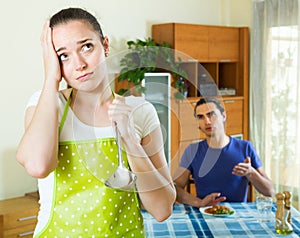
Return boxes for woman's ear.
[103,36,109,57]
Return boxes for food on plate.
[204,205,234,215]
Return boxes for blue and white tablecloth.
[142,204,198,237]
[142,202,300,238]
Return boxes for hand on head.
[41,20,62,87]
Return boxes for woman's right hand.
[40,20,62,89]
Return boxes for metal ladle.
[105,122,137,190]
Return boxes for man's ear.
[222,111,227,122]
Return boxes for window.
[267,26,300,207]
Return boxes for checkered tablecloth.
[142,204,198,237]
[142,202,300,238]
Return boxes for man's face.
[195,102,226,137]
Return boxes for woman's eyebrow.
[77,38,92,45]
[55,38,92,53]
[56,46,66,53]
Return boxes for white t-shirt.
[26,90,160,234]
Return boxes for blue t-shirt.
[180,137,262,202]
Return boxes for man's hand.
[200,193,226,207]
[232,156,253,176]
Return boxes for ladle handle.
[114,122,124,168]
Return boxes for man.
[173,97,274,207]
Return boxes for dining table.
[141,202,300,237]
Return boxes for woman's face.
[52,20,107,91]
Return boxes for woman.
[16,7,176,237]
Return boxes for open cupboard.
[151,23,249,176]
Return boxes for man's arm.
[247,167,274,196]
[173,167,226,207]
[232,157,275,197]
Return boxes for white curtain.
[251,0,300,209]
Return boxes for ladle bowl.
[105,122,137,190]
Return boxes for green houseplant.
[117,37,188,99]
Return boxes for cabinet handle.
[219,59,231,62]
[223,100,235,103]
[18,231,34,237]
[18,215,37,221]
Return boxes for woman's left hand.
[107,94,135,140]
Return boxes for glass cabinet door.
[142,73,171,165]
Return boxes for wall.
[0,0,251,199]
[222,0,253,27]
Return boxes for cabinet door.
[4,224,35,237]
[4,209,37,230]
[223,99,243,135]
[208,27,239,61]
[178,100,200,141]
[0,196,39,238]
[174,24,209,61]
[143,73,172,165]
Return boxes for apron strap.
[59,89,114,135]
[58,89,73,136]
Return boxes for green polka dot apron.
[35,92,145,238]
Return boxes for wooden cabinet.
[208,26,239,61]
[152,23,249,176]
[0,196,39,238]
[152,23,240,62]
[152,23,248,97]
[224,98,244,135]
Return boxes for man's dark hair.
[194,97,225,118]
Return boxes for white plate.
[199,206,235,217]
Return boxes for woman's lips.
[77,72,92,81]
